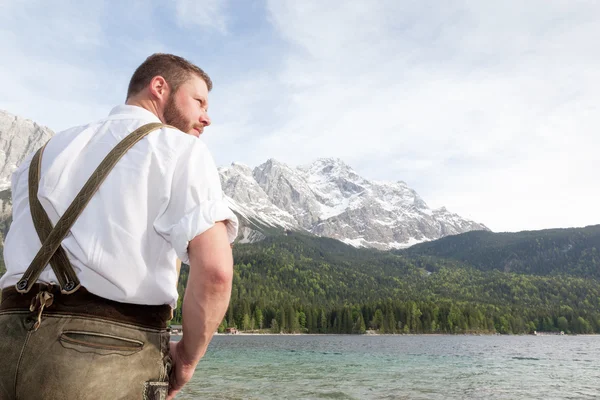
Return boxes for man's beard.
[163,95,202,135]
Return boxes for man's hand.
[167,340,197,400]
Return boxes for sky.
[0,0,598,233]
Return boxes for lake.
[174,334,600,399]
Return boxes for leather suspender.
[16,122,168,294]
[27,143,80,293]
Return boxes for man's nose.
[200,112,211,127]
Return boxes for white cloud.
[174,0,229,34]
[0,1,598,233]
[223,0,600,232]
[0,0,107,50]
[0,1,172,129]
[0,1,113,129]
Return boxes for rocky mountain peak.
[301,157,360,181]
[225,158,489,249]
[219,162,254,182]
[0,110,53,190]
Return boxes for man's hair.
[126,53,212,100]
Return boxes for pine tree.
[255,308,264,330]
[557,316,569,332]
[384,308,396,334]
[287,305,298,333]
[371,309,384,332]
[410,303,422,333]
[279,308,286,332]
[271,318,280,333]
[320,310,328,333]
[306,309,314,333]
[298,311,307,332]
[218,319,226,333]
[227,304,235,328]
[242,314,251,331]
[353,312,366,334]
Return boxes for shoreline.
[195,331,598,337]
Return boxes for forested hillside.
[173,232,600,335]
[399,225,600,278]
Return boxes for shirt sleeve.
[154,140,238,264]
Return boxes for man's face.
[163,74,211,137]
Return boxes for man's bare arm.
[168,221,232,400]
[178,221,233,363]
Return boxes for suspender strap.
[27,143,80,293]
[16,122,167,294]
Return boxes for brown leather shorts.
[0,284,173,400]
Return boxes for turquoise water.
[175,334,600,399]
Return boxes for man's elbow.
[205,261,233,288]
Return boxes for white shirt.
[0,105,238,307]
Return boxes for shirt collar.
[108,104,162,123]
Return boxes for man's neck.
[125,99,165,123]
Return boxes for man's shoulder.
[156,126,210,151]
[133,125,211,169]
[54,121,95,137]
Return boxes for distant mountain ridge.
[0,109,488,250]
[220,158,489,249]
[399,225,600,278]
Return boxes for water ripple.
[176,335,600,399]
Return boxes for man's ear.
[149,76,170,101]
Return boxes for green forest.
[172,226,600,335]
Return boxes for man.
[0,53,238,399]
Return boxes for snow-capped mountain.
[0,109,489,250]
[220,157,489,249]
[0,111,54,236]
[0,110,53,191]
